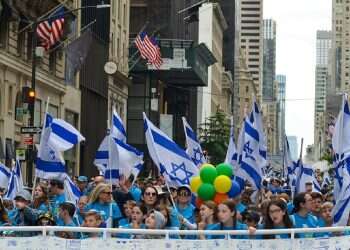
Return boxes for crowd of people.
[0,172,341,239]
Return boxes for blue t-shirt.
[236,203,247,214]
[118,217,129,226]
[290,213,318,238]
[287,202,294,215]
[51,193,66,219]
[117,223,146,238]
[85,202,122,222]
[129,186,142,202]
[207,222,248,239]
[170,204,195,227]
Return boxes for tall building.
[276,74,286,151]
[314,31,332,160]
[197,2,228,125]
[262,19,276,101]
[331,0,350,93]
[239,0,263,100]
[128,0,216,158]
[287,136,298,161]
[0,0,82,183]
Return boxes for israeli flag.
[104,137,144,184]
[322,171,331,188]
[182,117,206,167]
[235,116,263,191]
[295,163,320,193]
[64,175,82,205]
[94,135,109,174]
[284,137,297,196]
[36,113,69,180]
[225,116,238,170]
[5,160,24,200]
[332,94,350,225]
[251,100,268,175]
[0,163,10,189]
[144,113,198,187]
[48,118,85,152]
[332,160,350,226]
[111,108,127,142]
[332,94,350,199]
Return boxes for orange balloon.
[196,198,204,208]
[213,193,229,205]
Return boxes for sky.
[263,0,332,155]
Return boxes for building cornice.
[0,52,66,94]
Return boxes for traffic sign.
[20,126,42,134]
[23,137,33,145]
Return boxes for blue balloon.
[228,180,241,198]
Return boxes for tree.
[198,111,231,165]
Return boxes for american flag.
[36,7,65,51]
[135,32,163,69]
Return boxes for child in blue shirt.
[81,210,103,238]
[263,199,294,239]
[215,200,256,239]
[57,202,78,239]
[197,201,218,240]
[119,200,137,226]
[118,204,146,238]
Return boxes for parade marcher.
[85,183,122,227]
[0,197,9,226]
[76,196,89,225]
[197,201,218,240]
[32,183,50,214]
[215,200,256,239]
[76,176,89,196]
[316,201,334,237]
[118,204,147,238]
[57,202,78,239]
[144,209,166,239]
[119,200,137,226]
[310,192,323,219]
[290,192,318,238]
[141,186,159,212]
[263,199,293,239]
[82,210,103,238]
[48,179,66,221]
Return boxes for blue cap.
[77,176,88,182]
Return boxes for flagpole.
[47,19,96,54]
[32,97,50,199]
[107,117,113,229]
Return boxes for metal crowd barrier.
[0,226,349,239]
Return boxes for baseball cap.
[14,190,32,202]
[177,184,191,194]
[77,176,88,182]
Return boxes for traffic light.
[22,86,35,105]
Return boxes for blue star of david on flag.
[243,141,255,161]
[192,147,204,166]
[170,162,194,185]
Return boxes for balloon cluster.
[190,163,242,207]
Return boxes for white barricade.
[0,226,350,250]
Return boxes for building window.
[17,30,26,57]
[5,138,14,167]
[8,86,13,113]
[49,104,58,118]
[64,110,79,176]
[15,91,23,122]
[0,17,9,48]
[49,51,57,73]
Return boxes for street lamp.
[27,3,110,184]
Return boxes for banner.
[1,236,350,250]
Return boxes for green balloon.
[197,183,216,201]
[200,164,217,183]
[216,163,233,177]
